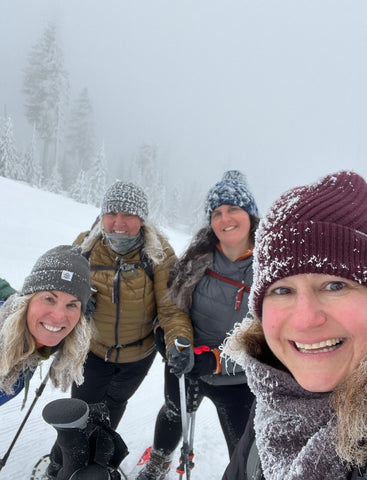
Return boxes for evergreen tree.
[24,126,43,187]
[22,23,69,175]
[66,87,95,172]
[0,116,19,180]
[69,169,89,204]
[183,181,206,234]
[87,142,107,207]
[47,162,63,193]
[131,141,166,225]
[14,151,29,182]
[150,177,166,225]
[167,184,182,228]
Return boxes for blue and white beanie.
[204,170,259,221]
[101,181,148,221]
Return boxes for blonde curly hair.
[0,293,93,395]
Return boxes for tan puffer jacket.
[74,221,193,363]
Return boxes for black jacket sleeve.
[222,401,259,480]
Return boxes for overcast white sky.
[1,0,367,213]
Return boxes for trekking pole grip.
[174,337,191,351]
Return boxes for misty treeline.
[0,23,206,233]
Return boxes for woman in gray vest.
[138,170,259,480]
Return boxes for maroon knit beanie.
[250,170,367,318]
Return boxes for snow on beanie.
[22,245,91,313]
[250,170,367,319]
[204,170,259,221]
[101,181,148,221]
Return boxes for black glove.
[188,351,217,378]
[168,337,194,377]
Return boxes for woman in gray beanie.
[138,170,259,480]
[222,170,367,480]
[0,245,92,407]
[71,180,193,433]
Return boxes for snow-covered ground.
[0,177,228,480]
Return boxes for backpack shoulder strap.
[205,268,250,310]
[82,235,154,282]
[246,436,263,480]
[222,400,264,480]
[140,250,154,282]
[79,229,100,262]
[244,401,264,480]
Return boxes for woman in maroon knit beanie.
[222,170,367,480]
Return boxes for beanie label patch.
[61,270,74,282]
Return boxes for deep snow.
[0,177,228,480]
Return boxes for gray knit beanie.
[22,245,91,313]
[101,181,148,220]
[204,170,259,221]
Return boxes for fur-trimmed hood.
[79,217,169,266]
[221,316,254,368]
[168,225,216,313]
[169,251,213,313]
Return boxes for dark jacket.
[0,370,30,406]
[222,401,263,480]
[0,345,53,406]
[0,277,16,302]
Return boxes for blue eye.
[325,281,346,292]
[272,286,291,295]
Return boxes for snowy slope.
[0,177,228,480]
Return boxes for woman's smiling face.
[262,273,367,392]
[27,291,81,347]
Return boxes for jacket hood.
[79,216,168,265]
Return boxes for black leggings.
[152,364,254,458]
[71,350,156,429]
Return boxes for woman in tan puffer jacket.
[71,181,193,429]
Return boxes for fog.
[1,0,367,214]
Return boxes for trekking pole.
[186,378,200,474]
[174,338,193,480]
[177,374,191,480]
[0,365,51,471]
